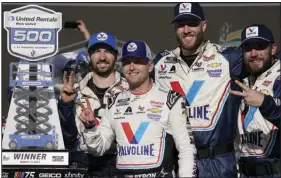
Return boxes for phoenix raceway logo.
[119,122,155,156]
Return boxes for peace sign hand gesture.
[78,97,96,128]
[229,80,265,107]
[60,71,77,103]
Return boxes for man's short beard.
[245,57,273,76]
[92,62,115,77]
[176,31,204,52]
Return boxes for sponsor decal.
[262,80,272,86]
[192,67,204,72]
[207,63,222,68]
[127,42,137,52]
[261,89,270,95]
[164,57,176,63]
[117,98,130,106]
[240,131,263,147]
[246,26,258,38]
[120,122,154,156]
[14,172,35,178]
[194,62,202,67]
[124,107,133,115]
[39,173,61,178]
[136,105,145,114]
[187,105,209,120]
[179,3,191,13]
[96,32,107,41]
[150,100,165,106]
[203,54,215,61]
[169,65,176,73]
[118,144,154,157]
[147,113,161,121]
[52,156,64,162]
[207,69,222,77]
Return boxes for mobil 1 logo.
[4,4,62,61]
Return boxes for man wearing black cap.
[80,40,197,177]
[58,31,128,177]
[153,2,246,177]
[229,24,280,177]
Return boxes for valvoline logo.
[160,64,167,71]
[121,122,149,144]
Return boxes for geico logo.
[39,173,61,178]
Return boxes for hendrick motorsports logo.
[4,4,62,61]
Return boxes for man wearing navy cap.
[229,24,280,177]
[58,31,128,177]
[153,2,247,177]
[80,40,197,177]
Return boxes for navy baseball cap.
[240,24,274,47]
[87,31,117,53]
[172,2,204,23]
[120,40,152,61]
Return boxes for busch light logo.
[4,5,62,61]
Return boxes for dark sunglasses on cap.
[175,20,201,28]
[241,42,271,52]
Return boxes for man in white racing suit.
[230,24,280,177]
[153,2,246,177]
[80,40,197,177]
[58,31,128,177]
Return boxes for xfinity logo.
[64,172,84,178]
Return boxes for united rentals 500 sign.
[4,5,62,61]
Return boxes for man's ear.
[202,20,207,33]
[148,60,155,73]
[271,43,277,56]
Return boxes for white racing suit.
[238,60,280,177]
[58,71,128,177]
[83,83,197,177]
[153,41,246,177]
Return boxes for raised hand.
[60,71,77,103]
[229,80,265,107]
[76,20,91,40]
[78,97,96,128]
